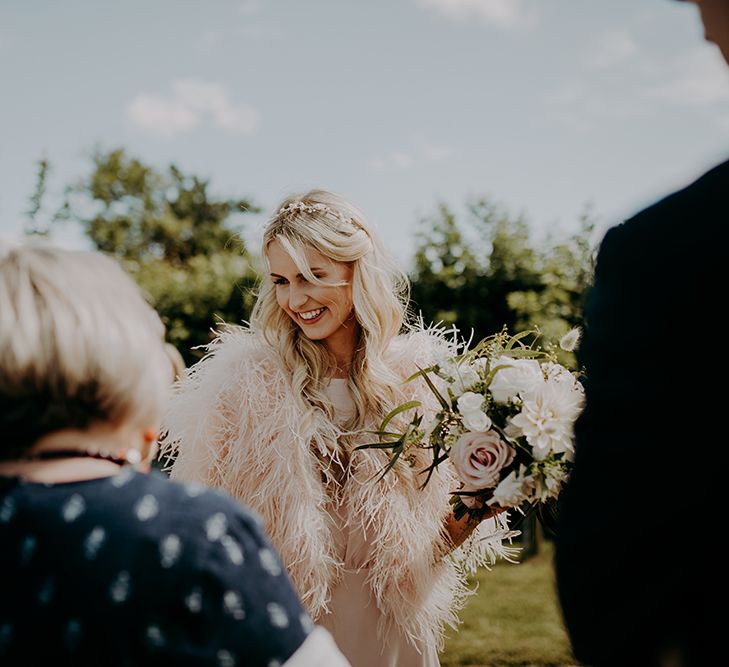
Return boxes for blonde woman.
[0,243,348,667]
[162,191,512,667]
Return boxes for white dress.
[318,379,440,667]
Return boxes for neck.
[324,316,360,378]
[31,422,147,456]
[0,422,154,484]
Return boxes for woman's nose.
[288,283,308,309]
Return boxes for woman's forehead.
[267,238,334,270]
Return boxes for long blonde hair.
[251,189,409,429]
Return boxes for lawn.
[440,539,577,667]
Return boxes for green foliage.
[60,148,261,363]
[410,198,596,367]
[24,157,53,236]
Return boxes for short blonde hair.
[0,243,171,453]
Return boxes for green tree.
[24,156,53,236]
[59,148,260,363]
[410,197,596,365]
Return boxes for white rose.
[457,392,484,414]
[461,410,492,432]
[451,430,516,492]
[543,361,581,388]
[439,362,480,395]
[487,466,534,508]
[436,358,459,383]
[453,364,480,394]
[488,357,543,404]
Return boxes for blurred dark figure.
[0,243,348,666]
[555,2,729,666]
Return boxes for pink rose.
[451,430,516,493]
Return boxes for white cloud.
[238,0,262,16]
[645,47,729,108]
[415,0,535,30]
[369,153,415,171]
[589,29,638,69]
[368,139,454,171]
[126,95,199,138]
[126,78,260,138]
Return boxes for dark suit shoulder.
[596,157,729,278]
[613,157,729,246]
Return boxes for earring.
[140,429,160,468]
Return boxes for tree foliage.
[24,157,53,237]
[59,148,260,363]
[410,198,596,366]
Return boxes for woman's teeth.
[299,308,325,321]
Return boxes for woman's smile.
[297,306,327,324]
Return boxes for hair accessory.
[278,201,341,218]
[276,201,369,238]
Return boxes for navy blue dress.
[0,468,311,666]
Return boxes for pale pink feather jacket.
[161,325,513,651]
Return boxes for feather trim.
[160,323,516,649]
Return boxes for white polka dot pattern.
[134,494,159,521]
[84,527,107,560]
[0,467,310,664]
[159,534,182,568]
[223,591,245,620]
[218,649,236,667]
[266,602,289,628]
[65,619,82,649]
[38,577,53,605]
[0,496,15,524]
[62,494,86,522]
[19,535,36,565]
[259,548,282,576]
[110,468,135,488]
[299,612,314,634]
[205,512,227,541]
[145,625,164,647]
[184,483,206,498]
[185,587,203,613]
[220,534,243,565]
[110,571,131,603]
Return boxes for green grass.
[439,540,577,667]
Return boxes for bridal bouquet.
[359,328,585,525]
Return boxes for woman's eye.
[273,278,287,285]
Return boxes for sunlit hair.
[251,189,410,430]
[0,243,172,454]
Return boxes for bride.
[162,190,512,666]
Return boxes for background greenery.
[26,149,597,366]
[440,540,576,667]
[23,149,596,664]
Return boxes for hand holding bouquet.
[359,328,584,527]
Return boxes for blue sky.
[2,0,728,266]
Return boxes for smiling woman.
[161,189,514,667]
[268,239,357,377]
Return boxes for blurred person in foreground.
[555,2,729,666]
[0,242,348,666]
